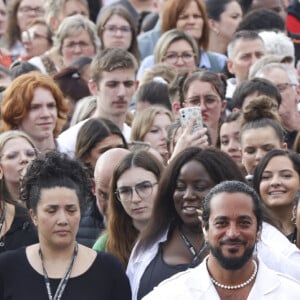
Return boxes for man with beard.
[143,181,300,299]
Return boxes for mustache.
[220,238,247,246]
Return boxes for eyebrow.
[45,204,77,209]
[213,215,253,221]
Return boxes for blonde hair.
[131,106,174,141]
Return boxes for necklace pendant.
[0,241,4,247]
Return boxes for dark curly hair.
[21,151,92,213]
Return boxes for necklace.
[179,227,207,267]
[0,203,6,247]
[210,260,258,290]
[39,242,78,300]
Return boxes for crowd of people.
[0,0,300,299]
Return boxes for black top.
[0,247,131,300]
[76,198,105,248]
[0,204,38,254]
[284,130,298,150]
[137,244,191,300]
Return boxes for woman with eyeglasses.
[29,14,99,75]
[0,130,38,254]
[182,70,227,146]
[97,4,140,64]
[4,0,45,61]
[93,150,164,268]
[137,29,199,79]
[137,0,227,79]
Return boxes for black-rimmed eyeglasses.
[115,180,157,202]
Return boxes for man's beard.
[209,238,255,270]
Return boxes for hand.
[170,118,209,160]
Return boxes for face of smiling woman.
[173,160,214,230]
[259,155,300,210]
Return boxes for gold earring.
[291,215,296,225]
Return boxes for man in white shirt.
[144,181,300,299]
[226,30,266,99]
[57,48,138,156]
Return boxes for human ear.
[227,59,234,75]
[88,79,98,95]
[202,225,209,242]
[208,18,219,34]
[30,209,37,226]
[256,230,261,242]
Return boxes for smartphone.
[179,107,203,134]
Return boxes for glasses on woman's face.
[103,25,132,35]
[163,51,195,64]
[0,148,38,161]
[18,6,45,15]
[115,180,157,202]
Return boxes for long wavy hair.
[135,147,245,254]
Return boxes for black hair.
[21,151,92,213]
[232,78,282,110]
[9,61,40,79]
[135,80,172,111]
[236,9,285,32]
[206,0,241,20]
[75,117,127,170]
[202,180,263,231]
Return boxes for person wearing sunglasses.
[93,150,163,268]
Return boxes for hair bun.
[242,95,279,123]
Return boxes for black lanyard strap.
[179,227,207,267]
[39,242,78,300]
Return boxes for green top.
[93,232,109,252]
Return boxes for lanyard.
[39,242,78,300]
[0,204,6,247]
[179,227,207,267]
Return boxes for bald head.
[94,148,130,219]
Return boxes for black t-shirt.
[137,244,190,300]
[0,247,131,300]
[0,205,38,254]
